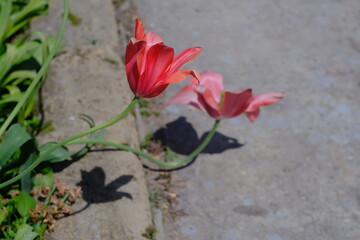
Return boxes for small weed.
[140,109,151,117]
[138,99,161,117]
[142,225,157,240]
[68,12,82,26]
[152,111,160,117]
[138,98,150,108]
[149,188,162,206]
[140,132,153,149]
[164,147,179,162]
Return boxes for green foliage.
[0,0,48,45]
[33,167,53,188]
[0,0,73,239]
[14,224,38,240]
[0,121,91,239]
[0,191,38,239]
[14,191,36,217]
[0,124,31,169]
[0,0,52,135]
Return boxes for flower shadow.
[153,116,244,155]
[77,166,133,203]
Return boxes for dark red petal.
[125,41,146,94]
[220,89,253,118]
[142,84,169,98]
[196,87,221,119]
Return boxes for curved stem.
[0,0,69,137]
[68,119,220,168]
[0,98,138,190]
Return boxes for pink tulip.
[166,70,284,121]
[245,92,284,122]
[125,18,202,98]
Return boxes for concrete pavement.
[135,0,360,239]
[32,0,152,239]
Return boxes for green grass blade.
[0,0,11,45]
[10,0,48,27]
[0,44,17,81]
[1,70,36,87]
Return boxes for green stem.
[0,0,69,137]
[61,189,71,203]
[44,185,56,207]
[0,98,138,190]
[68,120,220,168]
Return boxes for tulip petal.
[197,70,224,103]
[143,84,168,98]
[245,92,284,122]
[246,92,284,112]
[165,85,203,110]
[135,18,145,40]
[145,31,163,45]
[125,41,146,94]
[145,44,174,82]
[168,47,202,74]
[125,18,202,98]
[196,87,221,119]
[220,89,253,118]
[246,109,260,123]
[136,44,174,96]
[161,69,200,85]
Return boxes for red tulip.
[125,18,202,98]
[166,70,284,121]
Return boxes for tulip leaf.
[39,142,72,163]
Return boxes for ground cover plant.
[0,0,55,135]
[0,0,73,238]
[0,1,284,238]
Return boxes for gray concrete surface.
[32,0,152,239]
[135,0,360,239]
